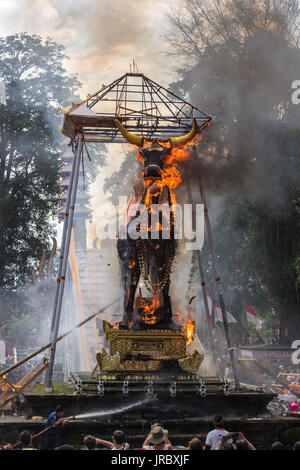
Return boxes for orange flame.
[175,312,195,346]
[186,318,195,346]
[137,294,161,325]
[138,128,210,195]
[128,260,135,270]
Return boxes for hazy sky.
[0,0,183,244]
[0,0,178,97]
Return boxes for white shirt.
[205,428,229,450]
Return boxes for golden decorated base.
[96,320,204,373]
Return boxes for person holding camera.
[217,432,256,450]
[205,415,232,450]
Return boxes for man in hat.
[142,423,172,450]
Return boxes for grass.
[32,382,74,395]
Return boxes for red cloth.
[246,304,258,317]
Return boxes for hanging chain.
[137,239,174,294]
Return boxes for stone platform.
[24,383,275,419]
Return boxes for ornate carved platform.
[96,320,204,373]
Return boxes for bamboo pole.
[10,416,75,449]
[0,299,120,380]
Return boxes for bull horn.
[114,119,144,147]
[170,118,198,148]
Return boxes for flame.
[139,129,208,194]
[128,260,135,270]
[185,318,195,346]
[142,147,188,193]
[108,318,134,330]
[175,310,183,323]
[175,312,195,346]
[137,294,161,325]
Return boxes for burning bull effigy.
[95,119,209,375]
[115,118,200,328]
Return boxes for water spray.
[0,298,120,380]
[6,396,153,449]
[74,396,154,420]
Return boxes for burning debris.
[115,118,209,329]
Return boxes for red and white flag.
[246,304,263,328]
[206,290,237,329]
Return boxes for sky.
[0,0,179,97]
[0,0,183,244]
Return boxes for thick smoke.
[169,1,300,210]
[16,0,174,94]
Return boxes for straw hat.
[148,426,168,445]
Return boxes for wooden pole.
[0,298,119,380]
[186,176,217,369]
[195,151,241,389]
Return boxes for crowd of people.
[1,408,300,450]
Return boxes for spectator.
[188,437,203,450]
[0,443,12,450]
[235,433,256,451]
[87,430,129,450]
[205,415,231,450]
[271,441,286,450]
[84,435,97,450]
[222,442,235,450]
[293,442,300,450]
[19,430,36,450]
[142,423,172,450]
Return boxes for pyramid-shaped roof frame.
[61,72,212,143]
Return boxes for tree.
[0,33,81,293]
[167,0,300,343]
[0,33,83,344]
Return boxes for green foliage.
[0,33,84,346]
[0,33,81,292]
[168,0,300,343]
[2,313,38,344]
